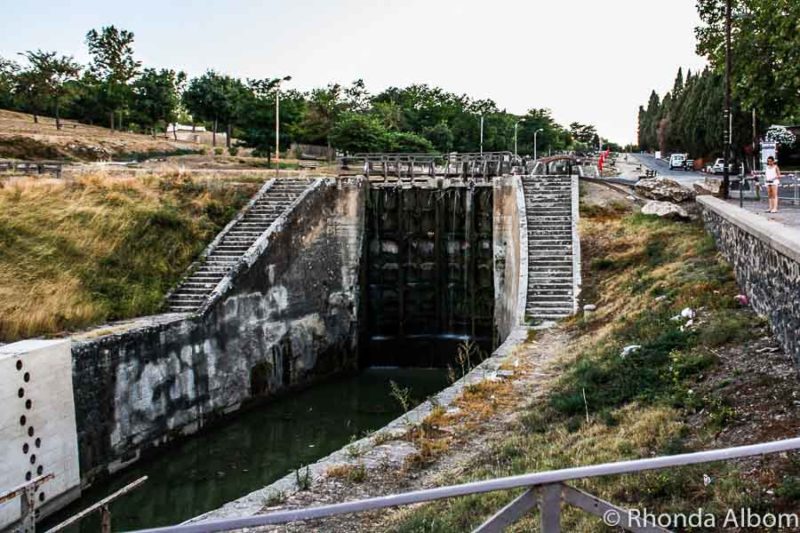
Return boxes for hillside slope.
[0,172,258,341]
[0,109,202,161]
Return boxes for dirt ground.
[0,109,201,161]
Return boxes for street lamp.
[533,128,544,161]
[479,115,484,155]
[275,75,292,174]
[722,0,732,199]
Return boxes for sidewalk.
[727,198,800,229]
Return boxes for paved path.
[726,199,800,229]
[632,153,706,186]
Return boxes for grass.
[326,463,368,484]
[389,205,769,532]
[0,172,258,341]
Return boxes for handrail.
[129,437,800,533]
[46,476,148,533]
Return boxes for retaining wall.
[698,196,800,361]
[194,176,532,523]
[70,178,366,483]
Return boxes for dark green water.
[43,368,447,532]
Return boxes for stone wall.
[71,179,366,483]
[698,196,800,361]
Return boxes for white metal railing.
[738,172,800,206]
[128,437,800,533]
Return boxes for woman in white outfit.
[765,156,781,213]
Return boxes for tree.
[238,79,306,158]
[569,122,598,146]
[132,68,186,138]
[384,131,435,153]
[423,122,454,153]
[182,71,241,147]
[330,112,388,153]
[300,84,346,156]
[0,56,19,109]
[85,26,141,130]
[16,50,81,128]
[696,0,800,125]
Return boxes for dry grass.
[325,463,368,484]
[0,109,200,161]
[389,207,769,532]
[0,172,257,341]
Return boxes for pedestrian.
[765,156,781,213]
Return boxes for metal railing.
[129,437,800,533]
[0,475,146,533]
[46,477,147,533]
[736,172,800,206]
[339,152,514,182]
[0,474,53,533]
[0,160,64,178]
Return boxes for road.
[631,153,707,186]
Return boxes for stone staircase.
[166,179,313,313]
[523,175,577,322]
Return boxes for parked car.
[669,153,687,170]
[684,159,695,171]
[707,158,739,175]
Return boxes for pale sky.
[0,0,708,144]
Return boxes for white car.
[707,158,739,175]
[669,154,687,170]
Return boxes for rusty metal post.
[100,505,111,533]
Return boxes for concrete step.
[169,305,199,312]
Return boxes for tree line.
[0,26,607,157]
[638,0,800,164]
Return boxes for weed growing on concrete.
[389,380,412,423]
[263,490,285,507]
[346,436,365,459]
[295,466,313,491]
[326,463,367,484]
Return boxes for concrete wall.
[0,340,80,528]
[70,179,366,483]
[493,176,527,340]
[698,196,800,361]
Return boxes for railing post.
[100,505,112,533]
[20,485,37,533]
[540,484,561,533]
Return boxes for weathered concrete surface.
[493,176,527,340]
[71,179,366,483]
[0,340,80,528]
[699,196,800,362]
[191,176,534,525]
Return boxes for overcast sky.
[1,0,708,144]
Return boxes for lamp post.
[533,128,543,161]
[721,0,732,199]
[275,75,292,175]
[480,115,484,155]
